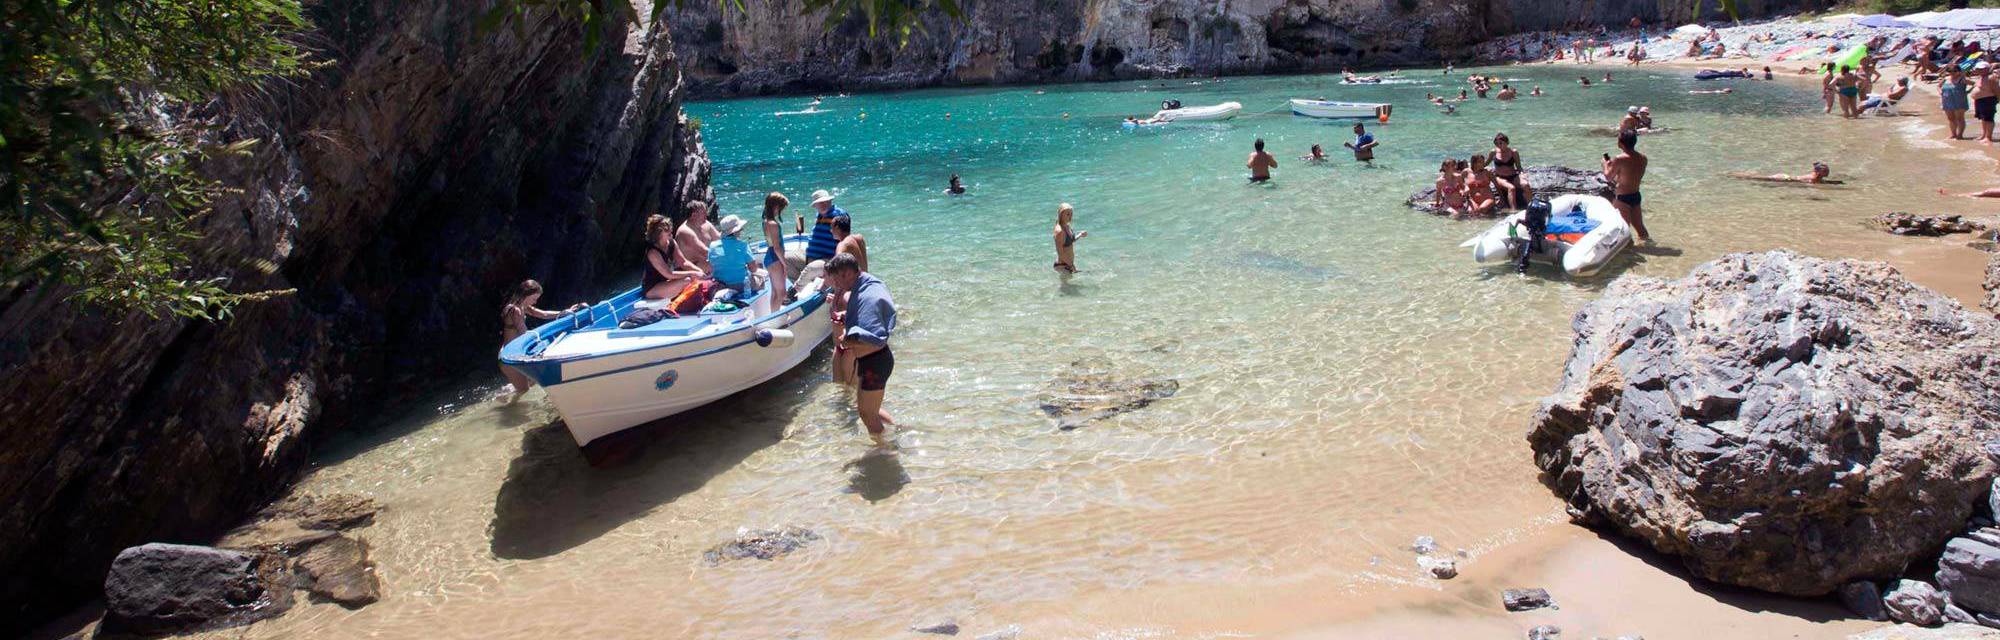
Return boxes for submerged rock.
[1406,165,1611,217]
[911,617,961,635]
[1528,251,2000,596]
[1842,581,1890,622]
[704,527,822,564]
[1885,580,1947,626]
[264,493,380,531]
[293,535,381,608]
[101,543,292,635]
[1876,212,1985,237]
[1503,587,1554,611]
[1411,535,1439,555]
[1038,360,1180,430]
[1528,624,1561,640]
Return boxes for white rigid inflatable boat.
[1290,99,1392,119]
[499,235,833,447]
[1149,101,1242,122]
[1462,194,1632,277]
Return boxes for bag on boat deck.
[620,305,679,329]
[671,279,717,315]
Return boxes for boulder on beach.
[1503,587,1554,611]
[101,543,293,635]
[1529,251,2000,596]
[1984,254,2000,316]
[1937,532,2000,615]
[1406,165,1611,216]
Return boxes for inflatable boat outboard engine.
[1162,99,1183,110]
[1517,199,1552,275]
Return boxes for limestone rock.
[100,544,293,635]
[1529,624,1562,640]
[976,625,1023,640]
[1952,604,1980,625]
[293,534,381,608]
[1407,166,1612,216]
[1940,535,2000,614]
[1529,251,2000,596]
[1503,587,1554,611]
[1886,580,1947,626]
[1843,581,1890,622]
[0,1,715,632]
[704,527,822,564]
[264,494,379,531]
[1412,535,1439,555]
[1984,254,2000,316]
[1422,556,1459,580]
[1877,212,1985,237]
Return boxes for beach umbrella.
[1673,23,1707,36]
[1915,8,2000,30]
[1855,14,1914,28]
[1820,13,1861,24]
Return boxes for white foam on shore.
[1898,118,1951,149]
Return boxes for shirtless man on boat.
[1604,129,1652,243]
[1247,138,1278,182]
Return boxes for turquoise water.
[225,67,1986,639]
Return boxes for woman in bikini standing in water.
[1053,203,1089,274]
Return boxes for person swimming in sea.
[1247,138,1278,182]
[1302,144,1329,163]
[1530,85,1544,97]
[946,174,966,195]
[1053,203,1089,274]
[1729,162,1842,184]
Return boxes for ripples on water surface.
[236,67,1993,638]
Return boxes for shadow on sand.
[1585,528,1855,624]
[487,348,832,560]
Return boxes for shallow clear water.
[225,66,1996,639]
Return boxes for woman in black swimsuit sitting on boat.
[1053,203,1089,274]
[1488,133,1531,211]
[642,214,704,301]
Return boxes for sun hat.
[1627,105,1640,114]
[716,215,747,237]
[1638,106,1651,113]
[811,189,835,205]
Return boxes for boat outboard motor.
[1162,99,1182,110]
[1517,199,1552,275]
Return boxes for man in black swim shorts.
[1604,129,1651,242]
[825,253,900,444]
[1247,138,1277,182]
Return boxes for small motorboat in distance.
[1290,99,1392,120]
[1149,99,1243,122]
[498,235,833,447]
[1462,195,1632,277]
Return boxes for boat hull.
[1290,99,1391,119]
[1150,102,1242,122]
[542,297,832,447]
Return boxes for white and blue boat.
[499,235,832,447]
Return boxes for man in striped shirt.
[806,189,847,263]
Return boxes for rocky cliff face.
[667,0,1816,96]
[0,1,709,632]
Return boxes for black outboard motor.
[1518,199,1552,275]
[1162,99,1183,110]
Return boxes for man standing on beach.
[1974,62,2000,143]
[1345,123,1378,166]
[806,189,847,263]
[824,253,898,445]
[1604,130,1651,243]
[1247,138,1278,182]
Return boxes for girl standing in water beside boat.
[499,280,587,403]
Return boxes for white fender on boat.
[754,328,796,348]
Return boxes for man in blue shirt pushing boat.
[825,253,898,444]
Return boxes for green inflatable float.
[1830,45,1868,70]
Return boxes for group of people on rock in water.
[500,189,902,444]
[1429,133,1532,218]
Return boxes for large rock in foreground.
[1529,251,2000,596]
[1406,166,1611,216]
[101,544,292,635]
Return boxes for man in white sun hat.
[805,189,848,263]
